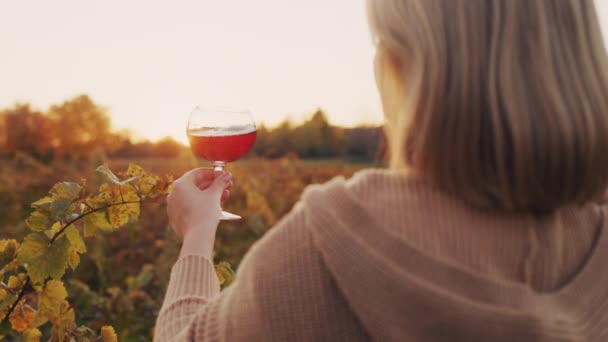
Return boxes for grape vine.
[0,163,233,341]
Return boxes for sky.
[2,1,608,143]
[0,0,381,143]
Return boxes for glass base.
[220,210,241,221]
[213,162,240,220]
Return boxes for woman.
[155,1,608,341]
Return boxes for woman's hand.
[166,168,233,258]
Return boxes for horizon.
[2,1,608,144]
[0,0,382,145]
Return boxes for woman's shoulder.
[300,168,435,212]
[246,167,440,264]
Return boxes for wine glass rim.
[193,105,252,114]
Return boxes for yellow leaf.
[7,275,20,289]
[22,327,42,342]
[68,247,80,270]
[0,239,19,269]
[108,185,140,228]
[9,304,35,332]
[34,279,68,327]
[126,163,161,197]
[215,262,235,288]
[25,212,51,232]
[31,196,53,209]
[101,325,118,342]
[0,289,6,300]
[125,163,145,177]
[49,222,61,235]
[83,210,113,237]
[86,184,114,208]
[65,226,86,253]
[17,233,70,284]
[141,175,161,196]
[49,301,75,340]
[216,271,225,285]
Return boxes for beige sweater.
[155,169,608,341]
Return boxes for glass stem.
[213,162,226,173]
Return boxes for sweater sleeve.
[154,201,366,342]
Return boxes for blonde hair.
[368,0,608,213]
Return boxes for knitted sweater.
[155,169,608,341]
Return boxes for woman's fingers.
[178,168,233,195]
[192,168,217,187]
[197,174,233,192]
[221,189,231,202]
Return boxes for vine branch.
[49,199,152,244]
[2,278,30,324]
[1,198,162,324]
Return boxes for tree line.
[0,95,383,162]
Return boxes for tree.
[265,121,293,158]
[292,109,344,158]
[153,137,184,159]
[344,127,384,161]
[48,95,112,159]
[2,104,55,160]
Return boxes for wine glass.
[187,106,257,220]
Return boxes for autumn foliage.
[0,94,375,340]
[0,95,383,163]
[0,164,175,340]
[0,157,364,340]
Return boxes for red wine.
[188,126,257,163]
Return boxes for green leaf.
[25,212,51,232]
[82,210,113,237]
[0,320,11,337]
[51,200,73,219]
[127,264,154,290]
[17,233,70,284]
[48,182,82,218]
[29,183,82,226]
[50,182,82,201]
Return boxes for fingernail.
[223,173,233,180]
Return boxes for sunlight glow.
[0,0,382,143]
[2,1,608,143]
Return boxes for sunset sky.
[2,1,608,143]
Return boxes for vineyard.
[0,155,367,341]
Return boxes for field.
[0,155,370,340]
